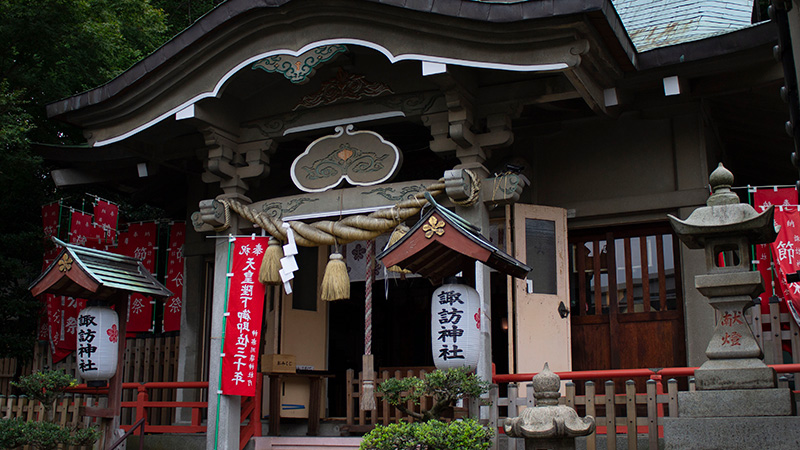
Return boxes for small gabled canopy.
[30,238,172,301]
[378,195,531,284]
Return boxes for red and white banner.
[93,200,118,245]
[117,223,158,333]
[164,223,185,332]
[41,202,60,240]
[70,210,104,249]
[221,237,267,396]
[47,295,87,362]
[118,223,157,271]
[770,206,800,326]
[753,188,796,314]
[37,297,49,342]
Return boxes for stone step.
[252,436,362,450]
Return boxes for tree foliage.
[378,367,489,422]
[152,0,223,36]
[0,0,190,361]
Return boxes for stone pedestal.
[664,416,800,450]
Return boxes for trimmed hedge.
[359,419,493,450]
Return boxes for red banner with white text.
[221,237,267,396]
[69,210,104,249]
[116,222,158,333]
[769,206,800,326]
[47,295,87,362]
[164,223,185,332]
[752,188,797,314]
[93,200,118,245]
[41,202,60,240]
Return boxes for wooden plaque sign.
[290,125,401,192]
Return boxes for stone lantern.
[664,163,800,450]
[504,363,595,450]
[668,163,777,389]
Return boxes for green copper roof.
[612,0,755,52]
[30,238,173,300]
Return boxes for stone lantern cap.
[668,163,777,249]
[504,363,595,439]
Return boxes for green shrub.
[377,367,489,422]
[359,419,493,450]
[10,370,75,408]
[70,426,101,447]
[0,418,26,449]
[20,421,71,450]
[7,370,98,450]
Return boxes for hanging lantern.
[431,280,481,371]
[76,306,119,387]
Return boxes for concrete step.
[252,436,362,450]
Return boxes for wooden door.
[569,225,686,373]
[511,204,571,373]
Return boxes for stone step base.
[664,416,800,450]
[252,436,362,450]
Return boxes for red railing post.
[135,384,148,425]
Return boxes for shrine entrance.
[327,276,436,417]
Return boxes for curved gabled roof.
[45,0,636,143]
[45,0,772,150]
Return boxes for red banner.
[93,200,118,244]
[42,247,60,271]
[69,210,104,249]
[41,202,60,240]
[37,297,49,342]
[752,188,797,313]
[116,223,158,333]
[47,295,87,362]
[221,237,267,396]
[164,223,185,332]
[770,207,800,326]
[118,223,157,271]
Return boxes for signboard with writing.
[431,282,481,371]
[221,237,268,396]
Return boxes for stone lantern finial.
[531,363,561,406]
[707,163,739,206]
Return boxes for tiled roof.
[611,0,755,51]
[30,238,173,300]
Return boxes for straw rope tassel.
[321,252,350,301]
[259,237,283,285]
[361,239,376,411]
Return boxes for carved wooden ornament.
[290,125,402,192]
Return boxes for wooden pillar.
[100,292,129,449]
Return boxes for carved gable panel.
[290,125,402,192]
